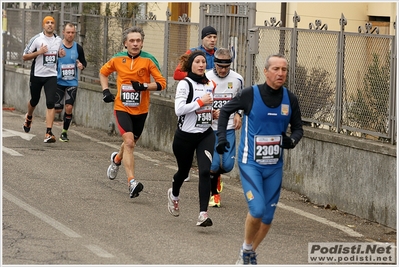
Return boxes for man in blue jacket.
[173,26,218,80]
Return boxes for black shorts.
[114,110,148,140]
[55,85,78,110]
[29,76,57,108]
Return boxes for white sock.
[243,242,253,251]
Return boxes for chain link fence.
[2,3,397,143]
[342,33,393,137]
[250,22,396,143]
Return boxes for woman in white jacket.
[167,50,216,227]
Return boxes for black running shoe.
[23,114,32,133]
[59,132,69,142]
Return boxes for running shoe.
[217,175,223,193]
[184,175,190,182]
[196,212,213,227]
[129,179,143,198]
[59,132,69,142]
[23,114,32,133]
[209,196,215,207]
[236,247,257,265]
[167,188,180,216]
[209,194,221,207]
[107,152,120,180]
[43,133,56,143]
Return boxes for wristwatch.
[143,83,148,90]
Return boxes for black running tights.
[172,127,215,212]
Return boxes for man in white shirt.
[22,15,65,143]
[206,47,244,207]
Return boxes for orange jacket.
[100,51,166,115]
[173,49,191,81]
[173,46,217,81]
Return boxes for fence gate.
[199,2,252,78]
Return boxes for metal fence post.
[199,3,207,44]
[244,3,256,87]
[289,11,300,93]
[389,20,397,144]
[162,9,171,97]
[38,4,43,30]
[246,27,259,87]
[22,8,27,68]
[2,30,5,104]
[76,3,83,46]
[334,13,347,132]
[60,3,64,34]
[103,16,108,65]
[222,3,229,48]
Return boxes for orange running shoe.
[44,133,56,143]
[213,194,221,207]
[209,194,221,207]
[216,175,223,193]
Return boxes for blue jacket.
[191,45,217,71]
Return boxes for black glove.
[131,81,148,92]
[216,139,230,154]
[280,132,296,149]
[102,89,115,103]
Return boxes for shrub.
[348,53,390,134]
[293,65,335,123]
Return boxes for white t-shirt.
[206,69,244,130]
[175,77,216,133]
[23,32,63,77]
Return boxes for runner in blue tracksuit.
[216,54,303,265]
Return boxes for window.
[368,16,390,35]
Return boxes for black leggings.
[172,127,215,212]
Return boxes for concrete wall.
[283,128,396,229]
[3,66,396,229]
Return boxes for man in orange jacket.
[100,26,166,199]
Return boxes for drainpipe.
[280,2,286,27]
[279,2,287,55]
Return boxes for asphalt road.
[2,109,396,265]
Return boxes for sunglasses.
[216,64,231,69]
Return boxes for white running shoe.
[184,176,190,182]
[167,188,180,216]
[107,152,120,180]
[196,212,213,227]
[129,179,143,198]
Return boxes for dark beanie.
[201,26,217,39]
[188,50,206,68]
